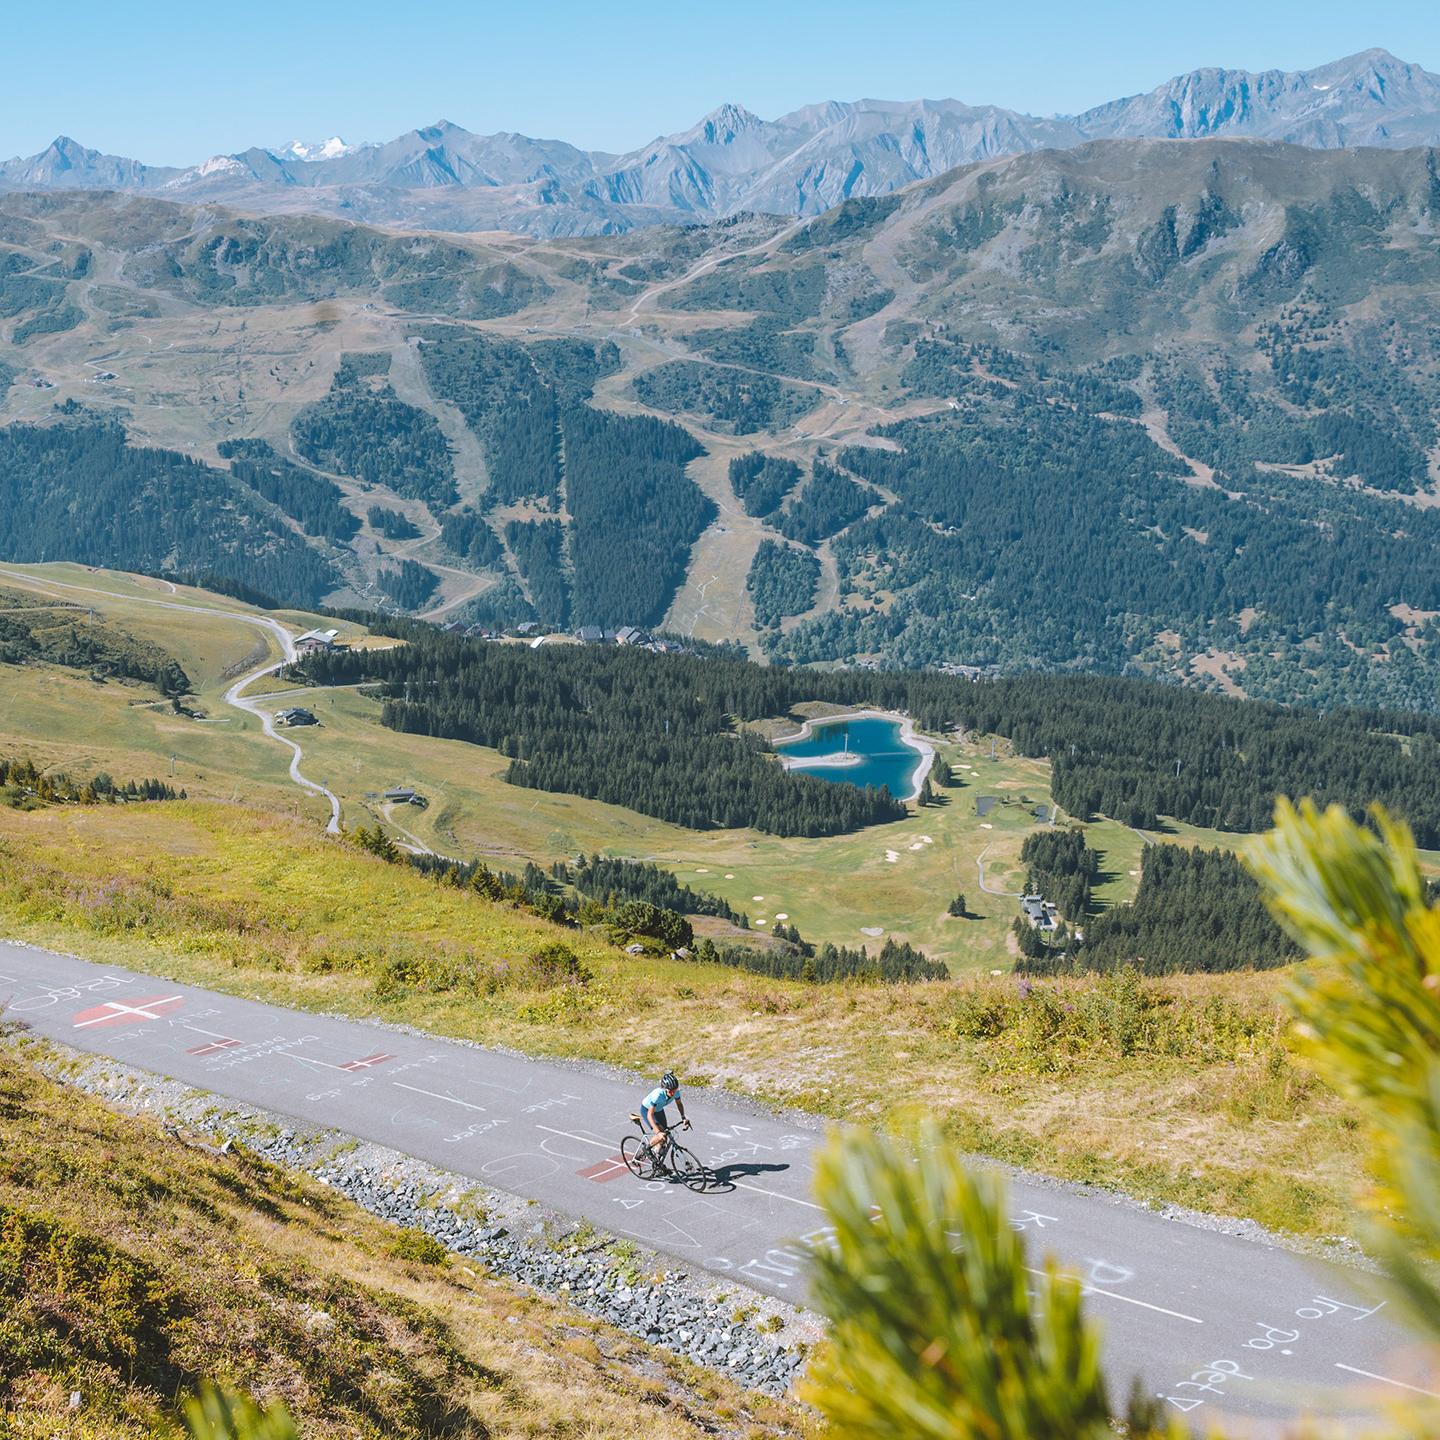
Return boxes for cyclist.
[640,1071,690,1169]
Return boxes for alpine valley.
[2,49,1440,711]
[10,36,1440,1440]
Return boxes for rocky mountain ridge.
[3,49,1438,235]
[2,135,1440,709]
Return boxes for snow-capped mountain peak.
[199,154,246,177]
[160,154,248,189]
[281,136,355,162]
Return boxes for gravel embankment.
[20,1037,820,1396]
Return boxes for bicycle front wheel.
[669,1143,707,1189]
[621,1135,652,1179]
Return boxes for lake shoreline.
[773,709,935,803]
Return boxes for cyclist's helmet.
[662,1071,679,1092]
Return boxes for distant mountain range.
[2,48,1439,237]
[4,132,1440,707]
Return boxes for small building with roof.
[294,628,340,654]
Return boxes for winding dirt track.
[0,569,342,833]
[975,840,1022,898]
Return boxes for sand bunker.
[861,926,885,938]
[775,912,788,921]
[884,850,900,863]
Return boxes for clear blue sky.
[4,0,1438,163]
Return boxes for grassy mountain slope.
[0,562,1068,970]
[3,561,1436,964]
[0,792,1362,1241]
[0,1035,805,1439]
[4,563,1438,1234]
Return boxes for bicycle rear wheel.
[621,1135,652,1179]
[669,1143,708,1190]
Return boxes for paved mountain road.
[218,614,342,834]
[0,568,342,832]
[2,940,1432,1434]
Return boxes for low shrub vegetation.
[0,801,1363,1236]
[1,755,185,810]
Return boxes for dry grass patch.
[0,1039,812,1439]
[0,801,1368,1239]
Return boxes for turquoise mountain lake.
[775,715,923,799]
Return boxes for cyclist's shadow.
[701,1160,791,1194]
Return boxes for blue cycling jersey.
[642,1084,680,1114]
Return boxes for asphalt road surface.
[3,939,1434,1434]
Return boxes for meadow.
[4,563,1430,969]
[0,799,1363,1240]
[0,561,1416,1241]
[293,685,1059,966]
[0,564,1062,967]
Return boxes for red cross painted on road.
[187,1037,242,1057]
[340,1051,395,1072]
[578,1155,630,1183]
[72,995,185,1029]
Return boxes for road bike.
[621,1112,709,1189]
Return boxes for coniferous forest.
[773,384,1440,712]
[301,630,906,835]
[504,520,570,625]
[291,353,457,507]
[0,412,339,606]
[729,452,803,518]
[747,539,820,629]
[561,403,710,626]
[219,439,360,543]
[1018,844,1300,976]
[439,508,506,568]
[552,854,747,924]
[417,329,710,627]
[1020,829,1097,920]
[300,625,1440,845]
[376,560,440,610]
[367,506,422,541]
[778,462,876,547]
